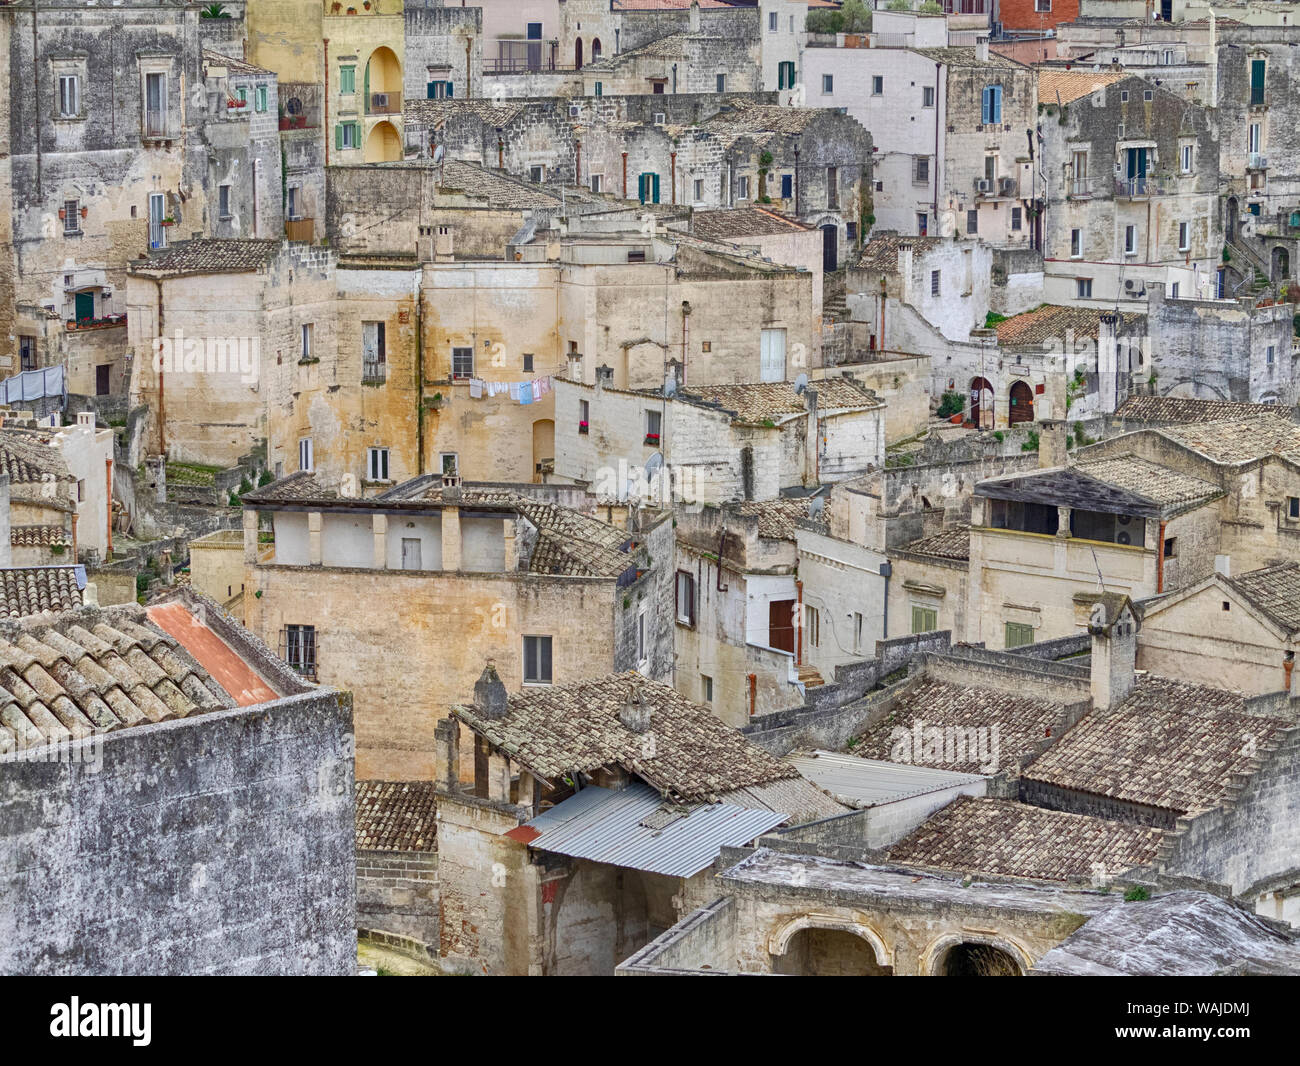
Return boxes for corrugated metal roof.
[786,751,986,807]
[507,783,785,878]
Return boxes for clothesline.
[466,375,554,405]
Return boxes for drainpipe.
[1156,519,1166,593]
[323,39,330,167]
[933,62,942,225]
[1285,653,1294,692]
[680,300,690,384]
[497,130,504,170]
[71,511,78,562]
[416,271,426,475]
[748,673,757,716]
[154,278,166,455]
[575,139,582,187]
[670,151,677,205]
[880,561,892,640]
[622,151,628,200]
[465,38,473,97]
[105,457,113,556]
[795,579,804,667]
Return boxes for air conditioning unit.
[1116,530,1132,545]
[1125,279,1136,290]
[372,93,389,109]
[569,105,580,118]
[975,178,991,193]
[999,176,1016,196]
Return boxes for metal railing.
[1115,177,1163,198]
[366,91,402,115]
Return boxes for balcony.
[1115,177,1163,199]
[366,91,401,116]
[974,176,1018,200]
[1069,179,1091,199]
[285,217,314,242]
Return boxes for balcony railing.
[366,91,402,115]
[1115,177,1162,198]
[285,217,314,242]
[1069,179,1091,198]
[362,361,386,384]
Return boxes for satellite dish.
[793,373,810,395]
[664,375,677,397]
[645,451,665,478]
[432,143,445,165]
[808,496,825,519]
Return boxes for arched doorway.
[364,46,402,113]
[1008,380,1034,424]
[364,120,402,162]
[532,418,554,482]
[773,927,894,975]
[1272,245,1290,282]
[970,376,994,429]
[575,38,583,69]
[933,941,1023,976]
[822,224,838,271]
[591,38,602,62]
[1226,196,1238,242]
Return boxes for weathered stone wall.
[356,848,440,948]
[0,689,356,975]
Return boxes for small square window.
[872,76,883,95]
[701,675,713,703]
[1076,278,1093,299]
[523,353,534,373]
[822,74,833,95]
[1289,496,1300,519]
[1164,537,1177,558]
[367,446,390,482]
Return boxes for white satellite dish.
[432,143,445,165]
[793,373,810,395]
[645,451,665,478]
[664,375,677,397]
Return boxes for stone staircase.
[797,663,825,688]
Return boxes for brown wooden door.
[769,599,796,653]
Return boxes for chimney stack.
[1085,594,1140,711]
[1038,417,1069,469]
[976,35,990,63]
[689,0,701,35]
[619,680,653,733]
[473,660,509,720]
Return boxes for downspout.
[465,38,472,97]
[748,673,757,717]
[323,39,329,167]
[105,457,113,556]
[670,151,677,205]
[154,278,166,455]
[416,270,426,475]
[575,139,582,187]
[795,579,804,667]
[71,511,78,562]
[1284,653,1294,693]
[933,61,942,225]
[680,300,690,384]
[1156,519,1166,593]
[880,561,891,640]
[622,151,628,200]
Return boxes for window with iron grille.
[452,346,474,379]
[930,270,941,296]
[283,625,317,678]
[362,321,386,382]
[64,200,80,234]
[19,336,36,372]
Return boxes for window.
[872,75,883,95]
[452,346,473,380]
[981,85,1002,125]
[853,612,864,653]
[298,437,314,472]
[594,82,603,97]
[821,74,833,95]
[716,73,726,93]
[58,75,80,118]
[701,675,713,703]
[645,408,662,442]
[826,166,838,209]
[256,85,268,112]
[340,65,356,94]
[914,156,930,184]
[367,447,390,482]
[930,269,941,296]
[1036,0,1051,9]
[1076,278,1093,299]
[1164,50,1173,64]
[336,122,359,150]
[911,605,937,634]
[522,353,534,373]
[579,398,590,432]
[778,61,795,90]
[426,80,453,99]
[1163,537,1177,559]
[300,322,313,359]
[1248,122,1262,155]
[1143,89,1153,102]
[1178,221,1189,252]
[805,605,820,648]
[284,625,317,678]
[676,570,696,625]
[590,174,603,194]
[529,165,544,184]
[760,328,786,382]
[985,155,997,183]
[356,323,386,387]
[1070,229,1082,258]
[966,209,978,235]
[63,199,80,235]
[1005,622,1034,649]
[1124,224,1137,255]
[144,71,167,137]
[149,192,166,249]
[638,172,660,205]
[287,185,301,220]
[19,336,35,372]
[1250,58,1266,106]
[521,635,552,685]
[1181,144,1194,173]
[1011,206,1022,231]
[440,452,459,477]
[1071,149,1089,196]
[1120,90,1129,103]
[780,173,792,198]
[76,479,85,503]
[769,11,778,30]
[1288,496,1300,519]
[922,85,935,108]
[737,175,750,199]
[1170,282,1179,298]
[1267,345,1276,366]
[693,178,704,201]
[636,611,647,665]
[218,184,231,219]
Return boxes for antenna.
[1090,547,1105,591]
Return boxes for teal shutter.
[446,81,453,98]
[652,173,660,204]
[335,123,343,151]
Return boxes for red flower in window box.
[644,432,660,446]
[578,420,589,434]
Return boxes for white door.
[149,193,166,250]
[401,537,422,570]
[760,328,786,382]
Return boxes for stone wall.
[356,849,440,948]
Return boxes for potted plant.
[644,432,660,446]
[160,216,176,227]
[578,420,589,434]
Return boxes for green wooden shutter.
[446,81,453,98]
[335,124,343,151]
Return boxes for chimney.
[619,680,653,733]
[1038,417,1068,469]
[1086,594,1139,711]
[976,35,990,63]
[435,717,461,791]
[435,225,455,263]
[664,357,681,396]
[689,0,701,34]
[595,364,614,394]
[1097,309,1121,414]
[567,351,583,381]
[803,386,819,486]
[473,660,509,720]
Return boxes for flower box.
[644,433,660,446]
[578,421,589,434]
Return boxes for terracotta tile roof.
[848,676,1064,775]
[901,524,970,561]
[611,0,736,8]
[454,671,801,804]
[355,780,439,852]
[910,46,1028,69]
[438,161,563,209]
[732,498,812,541]
[242,471,339,503]
[1153,416,1300,466]
[699,100,823,148]
[1038,69,1126,106]
[995,304,1143,346]
[887,797,1165,883]
[1114,395,1291,427]
[10,525,69,548]
[0,431,73,487]
[131,239,279,278]
[686,378,880,425]
[856,233,942,275]
[1226,563,1300,636]
[691,207,810,241]
[1074,452,1222,512]
[0,604,238,755]
[0,567,83,619]
[405,98,527,130]
[202,48,275,77]
[1022,677,1292,816]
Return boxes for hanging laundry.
[469,378,484,399]
[520,382,534,405]
[509,382,522,402]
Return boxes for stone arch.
[575,38,583,69]
[365,45,402,101]
[1008,379,1034,424]
[921,932,1032,976]
[1272,245,1290,282]
[767,912,893,974]
[970,376,994,429]
[1160,378,1229,400]
[591,38,602,62]
[365,120,402,163]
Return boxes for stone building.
[0,589,356,975]
[240,474,675,780]
[435,668,844,974]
